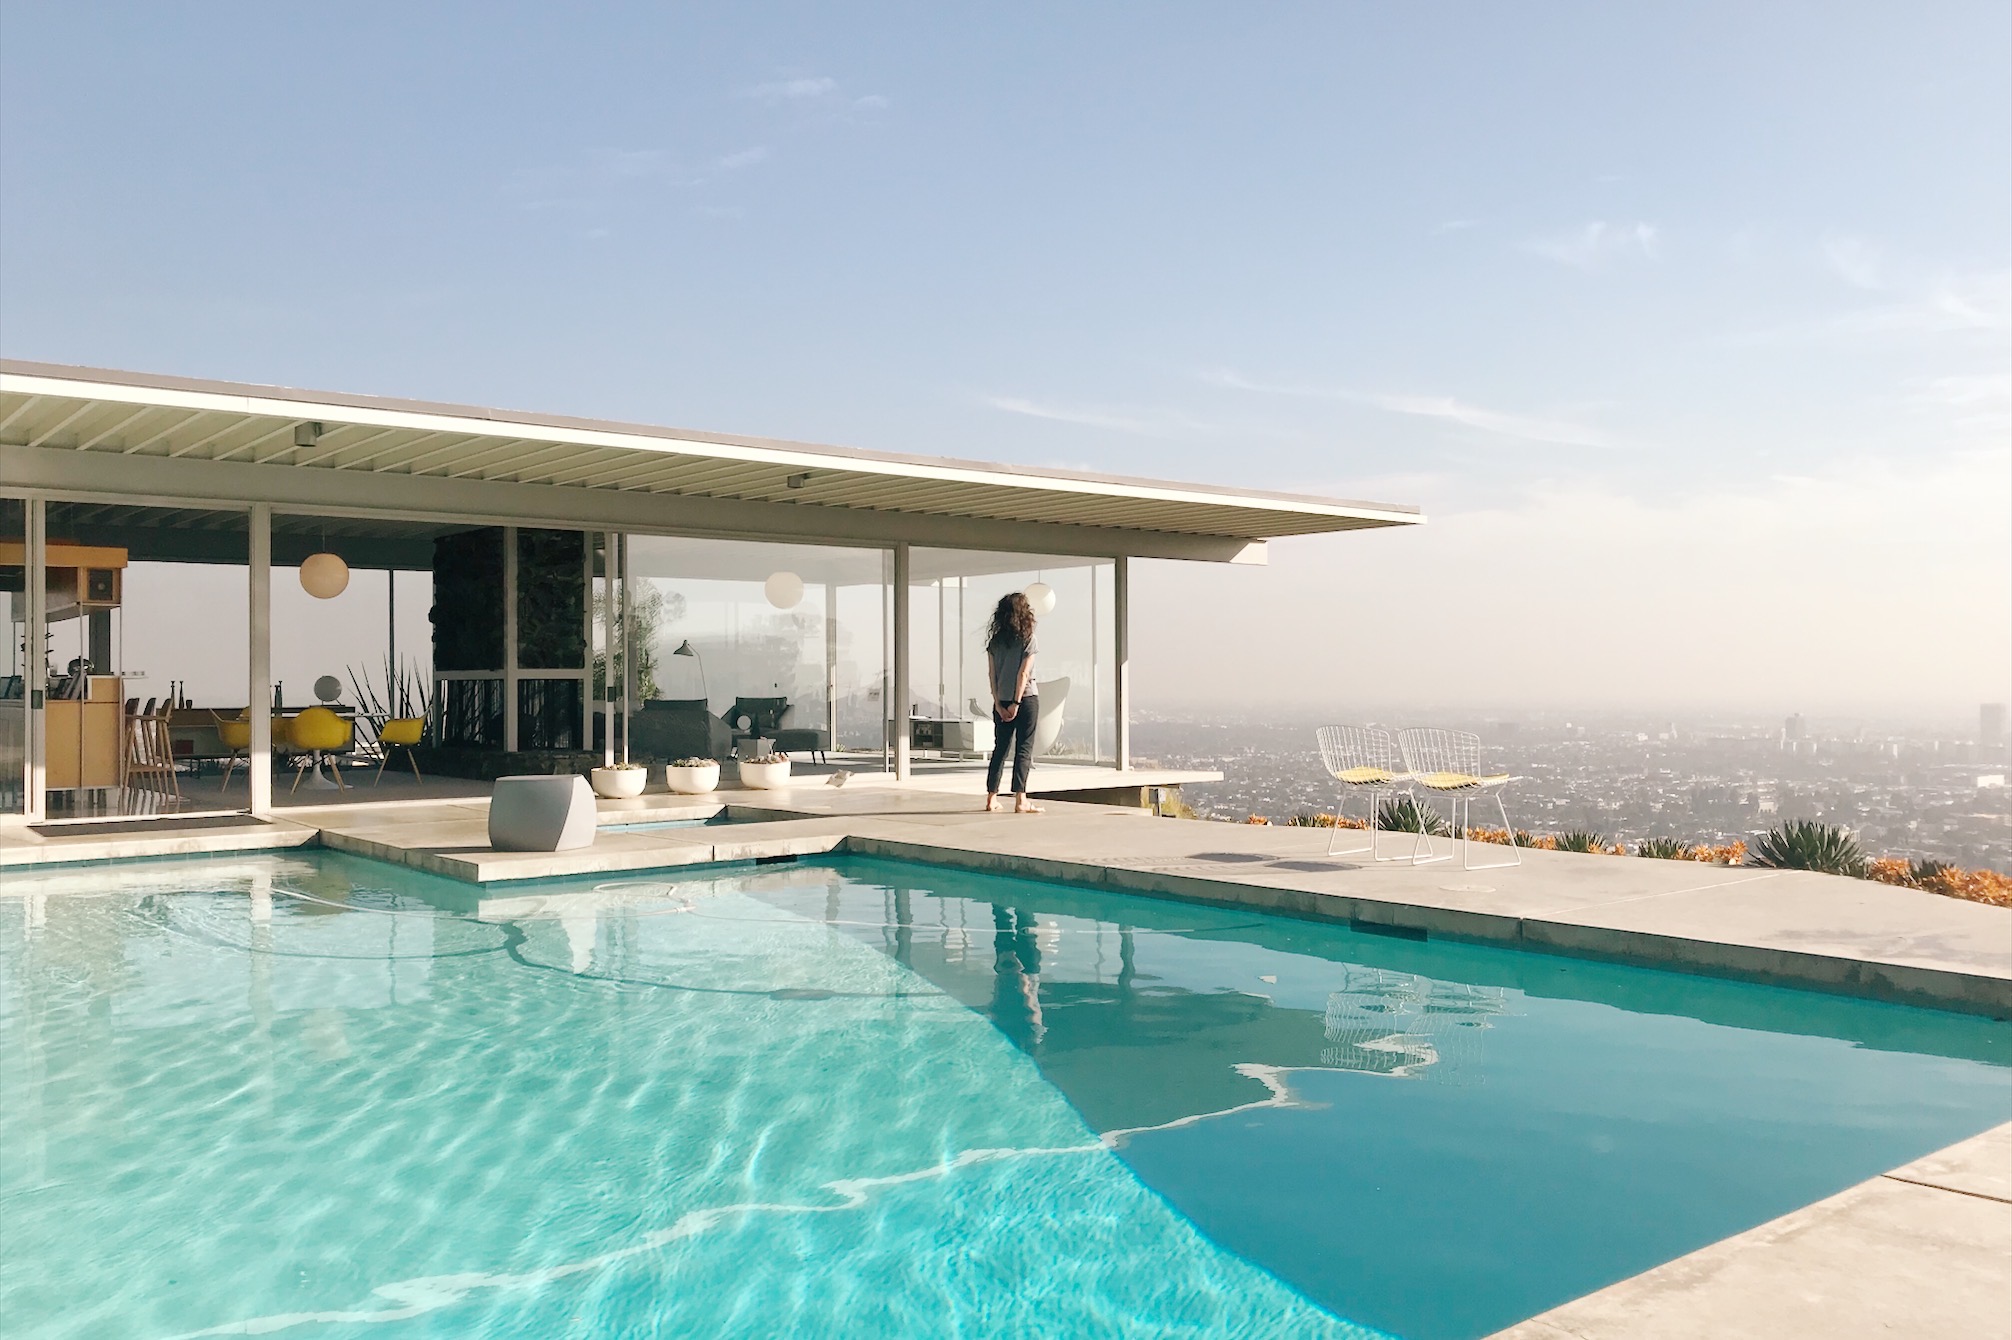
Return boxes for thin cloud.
[1727,269,2011,344]
[1202,370,1620,449]
[717,146,770,170]
[853,94,891,110]
[983,396,1156,435]
[1820,234,1884,290]
[1432,219,1478,235]
[745,77,837,100]
[1525,220,1660,269]
[589,148,671,180]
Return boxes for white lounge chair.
[1314,725,1409,859]
[1395,727,1520,869]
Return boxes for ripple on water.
[0,862,1375,1340]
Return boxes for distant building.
[1982,703,2008,760]
[1781,713,1807,751]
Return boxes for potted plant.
[666,757,721,795]
[588,761,649,799]
[736,751,791,790]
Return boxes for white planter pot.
[737,759,791,790]
[666,762,721,795]
[589,766,648,799]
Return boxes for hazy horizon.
[3,3,2006,718]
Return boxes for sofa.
[729,695,829,763]
[627,698,732,762]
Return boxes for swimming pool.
[2,852,2005,1339]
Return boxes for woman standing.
[982,592,1043,814]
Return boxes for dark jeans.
[986,694,1039,795]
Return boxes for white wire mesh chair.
[1314,725,1410,859]
[1394,727,1520,869]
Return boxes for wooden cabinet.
[46,676,124,791]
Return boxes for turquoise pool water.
[1,852,2006,1339]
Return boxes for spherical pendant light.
[764,570,804,610]
[300,552,350,600]
[1023,581,1056,615]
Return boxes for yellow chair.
[287,706,354,793]
[374,716,426,786]
[214,712,252,792]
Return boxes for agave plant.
[1747,820,1867,877]
[1555,830,1609,854]
[1287,812,1337,828]
[1636,836,1695,861]
[1908,857,1954,887]
[1376,796,1450,836]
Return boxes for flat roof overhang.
[0,360,1422,563]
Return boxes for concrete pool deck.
[3,774,2008,1339]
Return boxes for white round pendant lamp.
[300,552,350,600]
[764,570,804,610]
[1024,581,1056,615]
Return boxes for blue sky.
[3,3,2007,717]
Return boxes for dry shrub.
[1867,857,2012,907]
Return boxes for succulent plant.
[1555,830,1609,853]
[1636,836,1695,860]
[1376,796,1450,836]
[1747,820,1867,877]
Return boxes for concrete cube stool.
[488,775,598,852]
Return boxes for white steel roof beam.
[0,395,44,437]
[25,401,99,448]
[72,404,163,452]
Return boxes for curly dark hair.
[985,592,1036,648]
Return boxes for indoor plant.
[588,760,649,799]
[736,751,791,790]
[666,756,721,795]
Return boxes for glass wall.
[909,551,1116,764]
[38,501,250,819]
[610,536,887,764]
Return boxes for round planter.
[666,762,721,795]
[737,759,791,790]
[589,765,649,799]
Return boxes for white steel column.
[249,503,272,816]
[23,497,46,821]
[824,581,839,749]
[501,526,519,753]
[1114,555,1131,773]
[892,543,910,780]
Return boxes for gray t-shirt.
[988,633,1037,705]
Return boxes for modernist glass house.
[0,361,1419,823]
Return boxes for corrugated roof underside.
[0,390,1405,540]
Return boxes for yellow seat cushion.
[216,719,251,749]
[379,717,425,747]
[1331,767,1396,785]
[288,706,352,752]
[1413,770,1510,791]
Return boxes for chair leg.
[1458,792,1520,870]
[289,759,305,794]
[407,747,423,784]
[1408,792,1452,865]
[374,749,390,786]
